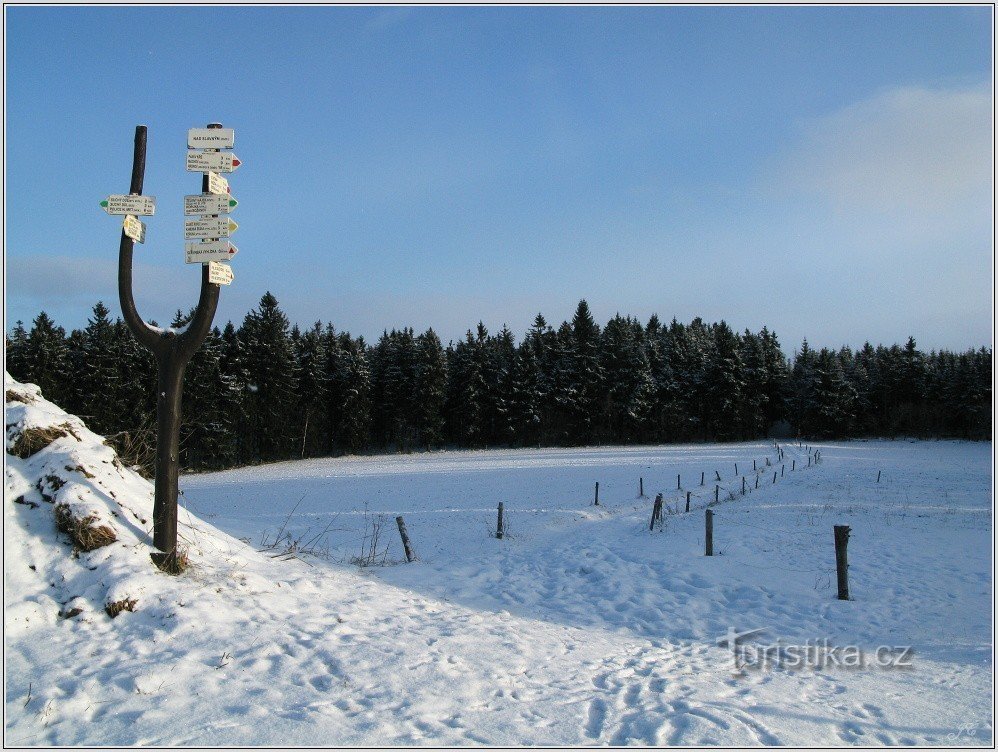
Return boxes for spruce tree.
[293,322,329,458]
[6,321,29,383]
[20,313,70,407]
[414,328,447,447]
[238,292,298,462]
[80,302,124,435]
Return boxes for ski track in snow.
[5,383,993,748]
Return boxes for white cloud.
[775,83,993,220]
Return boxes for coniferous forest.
[5,294,992,474]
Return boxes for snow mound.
[4,372,266,625]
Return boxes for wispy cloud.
[772,83,992,222]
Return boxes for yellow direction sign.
[184,217,238,239]
[208,261,234,286]
[123,215,146,243]
[100,194,156,216]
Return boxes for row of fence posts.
[396,445,858,601]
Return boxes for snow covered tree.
[599,314,654,442]
[292,322,329,458]
[331,333,372,453]
[238,292,298,462]
[79,302,124,435]
[414,328,447,447]
[18,313,70,409]
[5,321,29,383]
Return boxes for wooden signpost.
[102,122,241,573]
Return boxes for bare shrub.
[259,494,342,563]
[105,598,137,618]
[351,505,390,567]
[54,504,116,551]
[9,424,77,459]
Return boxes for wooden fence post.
[639,477,643,497]
[834,525,850,600]
[877,470,881,483]
[734,463,738,476]
[705,510,713,556]
[772,471,777,484]
[753,459,756,471]
[677,474,681,490]
[685,491,691,513]
[649,493,663,531]
[781,464,785,477]
[496,502,504,540]
[396,516,415,562]
[755,475,759,489]
[700,471,705,486]
[741,477,746,495]
[792,460,796,471]
[715,484,719,503]
[715,470,721,482]
[594,482,599,506]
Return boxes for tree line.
[5,294,991,473]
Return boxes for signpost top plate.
[188,127,235,149]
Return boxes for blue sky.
[5,5,993,353]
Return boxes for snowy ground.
[5,376,994,746]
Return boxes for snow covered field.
[5,376,994,746]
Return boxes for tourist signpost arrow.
[123,214,146,243]
[206,172,229,195]
[184,193,238,215]
[188,127,235,149]
[207,260,234,286]
[185,239,238,264]
[186,150,241,173]
[100,194,156,215]
[184,216,238,239]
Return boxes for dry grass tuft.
[6,389,33,404]
[64,464,95,479]
[54,504,117,551]
[105,598,137,618]
[150,548,190,575]
[9,424,77,459]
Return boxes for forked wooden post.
[116,124,222,570]
[396,516,415,562]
